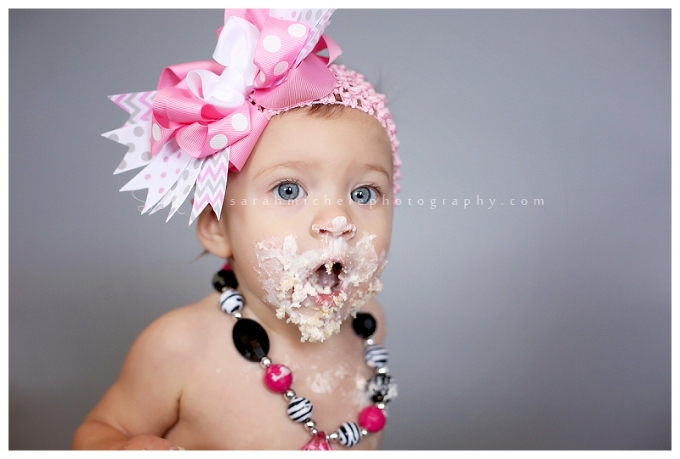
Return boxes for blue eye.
[276,182,304,200]
[351,186,376,205]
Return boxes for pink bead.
[359,405,386,433]
[301,431,332,450]
[264,364,293,393]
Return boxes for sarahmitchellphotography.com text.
[224,195,546,210]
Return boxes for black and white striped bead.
[219,289,244,315]
[287,396,313,423]
[364,344,388,368]
[337,422,362,447]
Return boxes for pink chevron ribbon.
[110,91,155,126]
[191,150,230,223]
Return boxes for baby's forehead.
[232,110,392,193]
[275,105,392,146]
[260,107,392,164]
[257,64,401,196]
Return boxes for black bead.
[352,312,377,338]
[232,318,269,362]
[213,269,238,291]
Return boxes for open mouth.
[310,261,344,305]
[255,234,386,342]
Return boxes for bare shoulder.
[112,293,230,398]
[129,293,224,363]
[77,293,228,443]
[360,297,387,343]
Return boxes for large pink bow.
[150,9,341,171]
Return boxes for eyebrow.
[254,159,392,183]
[253,160,317,180]
[357,163,392,184]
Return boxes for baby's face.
[220,106,394,341]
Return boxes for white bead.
[220,289,244,314]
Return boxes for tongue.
[315,263,341,289]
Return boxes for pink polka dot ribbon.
[149,9,340,172]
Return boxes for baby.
[73,9,400,450]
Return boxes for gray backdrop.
[8,9,671,450]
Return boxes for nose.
[311,215,356,239]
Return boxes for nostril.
[311,217,356,238]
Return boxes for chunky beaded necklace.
[213,267,397,450]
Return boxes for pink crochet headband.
[104,8,401,224]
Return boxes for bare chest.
[164,332,384,450]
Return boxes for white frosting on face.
[311,216,357,238]
[254,233,387,342]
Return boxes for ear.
[196,207,232,258]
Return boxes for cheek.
[358,209,393,253]
[226,200,277,243]
[225,205,306,297]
